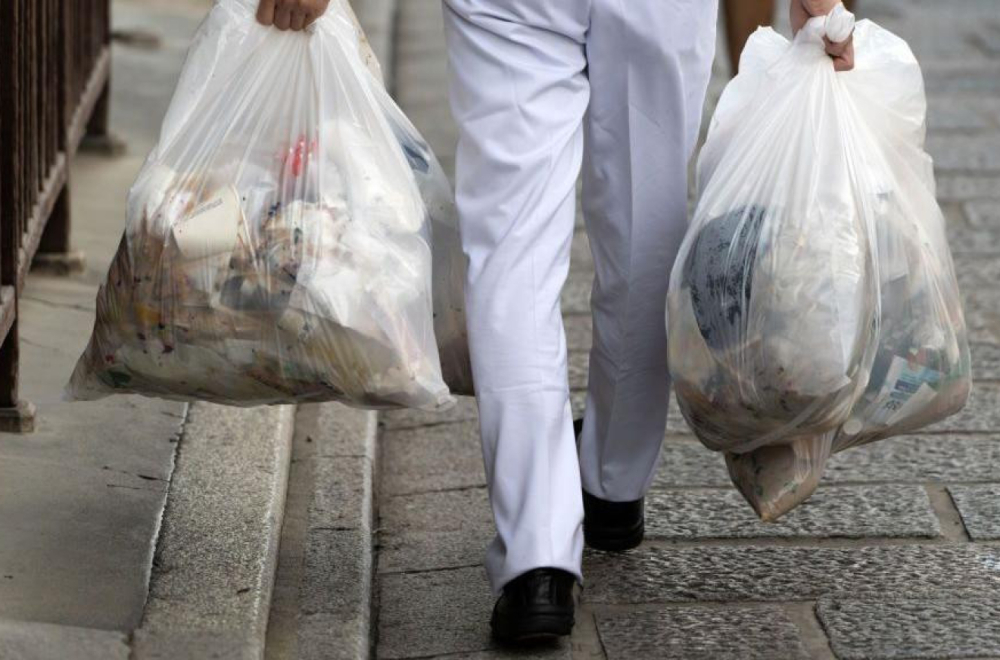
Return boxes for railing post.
[0,0,36,432]
[86,84,110,140]
[34,0,85,274]
[80,0,122,157]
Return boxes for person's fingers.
[290,9,306,31]
[273,3,292,30]
[302,2,330,30]
[823,34,851,57]
[801,0,841,17]
[833,42,855,71]
[256,0,276,25]
[823,34,854,71]
[306,0,330,15]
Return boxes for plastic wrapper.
[67,0,459,409]
[667,10,971,520]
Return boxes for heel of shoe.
[492,611,575,644]
[584,519,644,552]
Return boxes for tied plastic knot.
[824,2,855,43]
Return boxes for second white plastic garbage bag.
[67,0,468,409]
[667,11,971,520]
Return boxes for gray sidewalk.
[0,0,203,638]
[0,3,297,658]
[374,0,1000,658]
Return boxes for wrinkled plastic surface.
[668,16,971,519]
[381,97,474,396]
[68,0,468,409]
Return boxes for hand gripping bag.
[67,0,459,409]
[667,8,970,520]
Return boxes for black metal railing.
[0,0,111,432]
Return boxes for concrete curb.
[263,3,396,659]
[132,402,296,660]
[264,404,379,660]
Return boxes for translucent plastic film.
[68,0,464,409]
[668,14,970,519]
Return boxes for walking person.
[439,0,853,643]
[254,0,855,644]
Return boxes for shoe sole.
[584,522,644,552]
[492,613,574,645]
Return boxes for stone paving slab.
[923,67,1000,97]
[582,545,1000,604]
[822,434,1000,484]
[646,485,940,540]
[946,226,1000,254]
[957,288,1000,344]
[653,439,732,488]
[595,607,810,660]
[380,421,486,496]
[379,528,493,575]
[935,175,1000,202]
[972,343,1000,380]
[955,253,1000,287]
[378,567,573,659]
[380,398,479,432]
[379,488,493,574]
[564,315,593,352]
[568,351,590,391]
[927,134,1000,172]
[966,200,1000,228]
[817,596,1000,660]
[949,485,1000,541]
[653,434,1000,489]
[561,278,592,316]
[927,96,1000,131]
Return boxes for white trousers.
[442,0,718,593]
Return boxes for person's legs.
[578,0,718,503]
[442,0,590,595]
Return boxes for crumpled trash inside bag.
[67,0,458,409]
[381,99,474,396]
[668,9,970,520]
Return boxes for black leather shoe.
[574,418,645,551]
[491,568,575,644]
[582,490,644,551]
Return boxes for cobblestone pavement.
[374,0,1000,658]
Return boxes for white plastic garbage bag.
[378,98,475,397]
[67,0,459,409]
[667,9,971,519]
